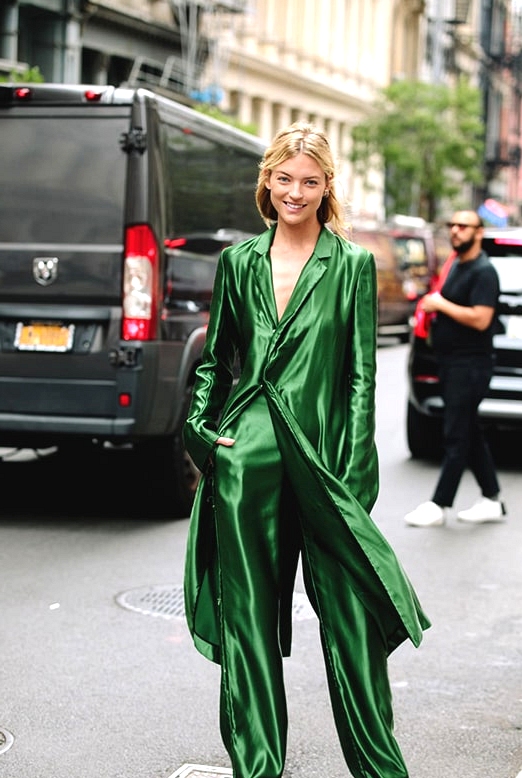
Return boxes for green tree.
[0,66,45,83]
[350,77,485,222]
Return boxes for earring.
[324,190,329,198]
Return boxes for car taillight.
[14,87,32,101]
[164,237,187,249]
[122,224,160,341]
[84,89,103,102]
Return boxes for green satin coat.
[183,225,430,665]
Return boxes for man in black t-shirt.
[404,210,506,527]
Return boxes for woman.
[183,122,430,778]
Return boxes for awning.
[478,198,509,227]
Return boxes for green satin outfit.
[183,226,430,778]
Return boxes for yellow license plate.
[15,322,75,352]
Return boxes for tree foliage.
[350,78,485,221]
[194,103,257,136]
[0,66,44,83]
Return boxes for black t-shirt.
[430,250,500,356]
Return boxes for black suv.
[406,227,522,459]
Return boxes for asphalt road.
[0,340,520,778]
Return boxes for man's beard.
[454,236,476,255]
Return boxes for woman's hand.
[216,436,236,446]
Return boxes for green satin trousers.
[213,395,409,778]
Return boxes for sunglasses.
[446,222,482,230]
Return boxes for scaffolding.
[126,1,248,101]
[169,0,249,102]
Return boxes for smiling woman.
[183,121,430,778]
[264,153,329,319]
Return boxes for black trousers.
[432,354,500,508]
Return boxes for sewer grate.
[116,584,186,619]
[115,585,316,622]
[168,764,232,778]
[0,728,14,755]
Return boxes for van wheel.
[134,385,200,518]
[406,400,443,460]
[169,437,200,517]
[171,383,201,516]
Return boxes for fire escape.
[127,0,247,104]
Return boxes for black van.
[0,83,266,516]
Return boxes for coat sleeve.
[342,250,379,512]
[182,249,237,472]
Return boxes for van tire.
[134,384,200,519]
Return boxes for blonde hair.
[255,122,346,236]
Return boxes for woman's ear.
[264,169,271,189]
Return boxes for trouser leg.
[465,367,500,498]
[432,361,480,506]
[433,359,499,506]
[213,397,298,778]
[300,531,409,778]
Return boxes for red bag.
[412,251,456,338]
[413,306,432,338]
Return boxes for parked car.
[406,226,522,459]
[352,218,449,341]
[386,216,450,294]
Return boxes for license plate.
[14,322,75,352]
[506,315,522,340]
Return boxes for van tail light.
[122,224,160,341]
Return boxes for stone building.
[0,0,426,219]
[1,0,520,219]
[420,0,522,219]
[199,0,425,218]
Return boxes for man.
[404,210,506,527]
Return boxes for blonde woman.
[183,122,429,778]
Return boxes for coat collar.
[251,225,335,327]
[251,224,336,260]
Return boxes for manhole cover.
[116,586,316,621]
[116,584,185,619]
[168,765,232,778]
[0,728,14,755]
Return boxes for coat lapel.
[251,228,278,327]
[251,226,334,330]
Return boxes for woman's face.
[266,152,328,228]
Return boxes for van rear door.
[0,92,132,438]
[1,103,129,305]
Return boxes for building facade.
[1,0,521,220]
[202,0,425,218]
[420,0,522,220]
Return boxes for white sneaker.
[404,501,446,527]
[457,497,506,523]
